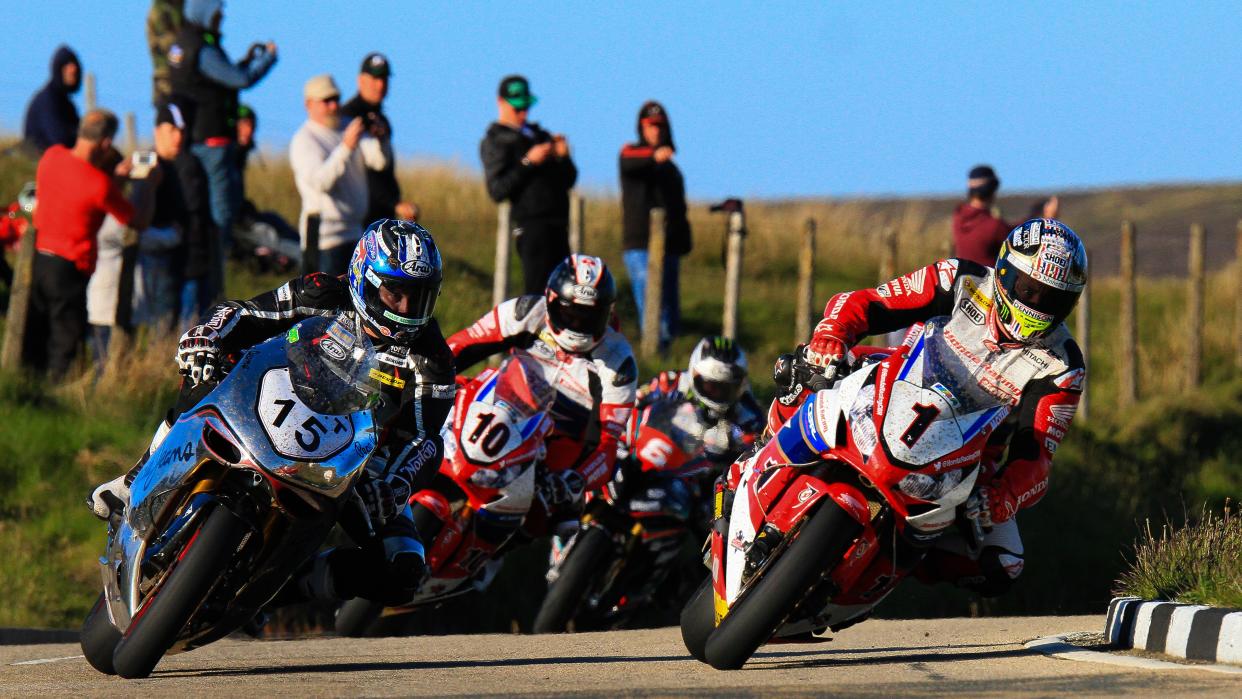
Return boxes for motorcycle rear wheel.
[111,505,247,679]
[532,527,613,634]
[703,500,861,670]
[80,592,122,675]
[679,577,714,663]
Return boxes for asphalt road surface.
[3,616,1237,697]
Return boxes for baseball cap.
[360,52,391,78]
[236,103,256,122]
[304,74,341,101]
[155,101,187,130]
[498,75,537,110]
[640,101,667,125]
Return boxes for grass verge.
[1114,505,1242,609]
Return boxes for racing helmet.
[688,335,748,416]
[992,218,1088,342]
[347,219,442,343]
[544,255,617,353]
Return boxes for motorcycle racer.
[89,219,456,606]
[782,218,1087,597]
[447,254,637,522]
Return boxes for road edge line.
[1026,634,1242,676]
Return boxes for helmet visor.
[368,274,439,330]
[693,373,743,407]
[996,259,1079,338]
[548,299,609,339]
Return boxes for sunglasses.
[320,95,340,104]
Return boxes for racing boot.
[87,419,172,520]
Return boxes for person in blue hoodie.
[23,45,82,154]
[169,0,277,301]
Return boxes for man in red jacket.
[25,109,157,376]
[953,165,1059,267]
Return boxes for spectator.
[953,164,1059,267]
[146,0,183,106]
[24,110,158,377]
[1027,196,1060,221]
[169,0,277,295]
[234,103,257,190]
[290,74,387,273]
[234,104,301,274]
[172,105,217,331]
[480,75,577,294]
[342,52,417,224]
[619,100,691,348]
[23,45,82,154]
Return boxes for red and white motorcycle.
[681,317,1008,669]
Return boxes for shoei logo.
[401,259,434,278]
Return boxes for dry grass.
[1115,504,1242,608]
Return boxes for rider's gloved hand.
[358,474,411,525]
[538,469,586,509]
[965,487,995,532]
[805,318,850,369]
[177,324,224,385]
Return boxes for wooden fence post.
[1076,273,1091,422]
[642,208,666,358]
[124,112,138,153]
[301,213,321,276]
[795,217,817,344]
[1187,224,1205,388]
[0,228,37,371]
[1235,220,1242,371]
[878,227,898,283]
[568,192,584,254]
[722,210,746,341]
[492,202,511,308]
[1119,220,1138,406]
[84,72,97,112]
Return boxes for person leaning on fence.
[22,45,82,154]
[619,100,691,350]
[146,0,184,106]
[24,109,158,378]
[168,0,277,289]
[341,52,418,224]
[480,75,578,295]
[290,74,388,273]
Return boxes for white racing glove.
[177,324,224,385]
[537,469,586,509]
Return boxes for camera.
[130,150,158,179]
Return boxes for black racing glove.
[538,469,586,509]
[357,474,411,525]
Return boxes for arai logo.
[401,260,434,278]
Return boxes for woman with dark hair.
[619,100,691,351]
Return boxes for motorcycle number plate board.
[257,368,355,460]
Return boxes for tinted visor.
[693,373,743,406]
[369,274,439,328]
[996,258,1079,322]
[548,299,609,338]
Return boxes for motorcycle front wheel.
[532,526,613,634]
[334,598,384,638]
[703,500,861,670]
[679,577,714,662]
[80,592,122,675]
[111,505,247,679]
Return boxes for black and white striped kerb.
[1105,596,1242,665]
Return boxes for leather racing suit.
[788,258,1085,596]
[196,272,457,604]
[447,294,637,518]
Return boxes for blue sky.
[4,2,1242,199]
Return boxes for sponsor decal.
[931,382,962,411]
[797,483,819,503]
[1020,348,1051,371]
[364,233,378,260]
[936,259,959,290]
[277,283,292,303]
[730,530,748,551]
[931,449,981,472]
[431,383,457,399]
[286,327,299,344]
[778,383,804,406]
[959,298,985,325]
[876,283,892,298]
[326,322,355,347]
[874,363,890,417]
[365,267,383,287]
[205,306,234,330]
[1053,368,1085,392]
[1046,425,1065,440]
[1048,403,1078,424]
[319,338,348,361]
[369,367,407,389]
[401,259,435,278]
[572,284,598,304]
[156,441,196,468]
[1016,479,1048,506]
[901,267,928,295]
[826,292,851,319]
[403,439,440,472]
[575,256,600,285]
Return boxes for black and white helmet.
[544,255,617,353]
[688,336,748,416]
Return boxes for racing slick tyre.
[334,598,384,638]
[679,577,714,663]
[703,500,861,670]
[533,526,613,634]
[111,506,247,679]
[80,592,122,675]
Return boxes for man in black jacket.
[22,45,82,154]
[480,75,577,294]
[619,101,690,348]
[341,52,416,224]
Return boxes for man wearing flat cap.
[341,52,417,224]
[289,74,387,273]
[480,74,577,294]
